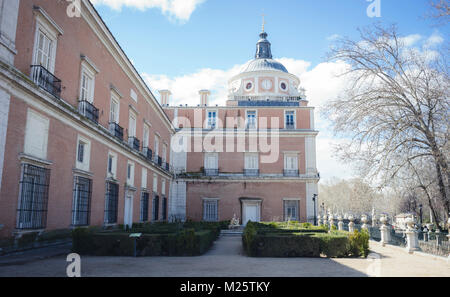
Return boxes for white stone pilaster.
[0,0,19,64]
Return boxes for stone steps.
[220,229,243,236]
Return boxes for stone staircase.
[220,227,244,237]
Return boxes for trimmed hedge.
[72,222,225,257]
[243,222,369,258]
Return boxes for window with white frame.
[153,174,158,192]
[203,199,219,222]
[142,124,150,148]
[154,135,160,158]
[128,111,136,138]
[33,15,58,73]
[76,136,91,172]
[284,153,298,170]
[285,110,295,129]
[204,153,218,176]
[244,153,259,176]
[207,110,217,129]
[24,109,49,160]
[79,66,95,103]
[130,89,138,102]
[161,179,166,195]
[141,167,147,189]
[107,152,118,179]
[284,199,300,221]
[109,94,120,124]
[246,110,257,129]
[127,161,135,186]
[162,144,167,163]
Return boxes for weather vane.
[262,13,266,32]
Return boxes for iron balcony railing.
[30,65,62,98]
[128,136,140,151]
[109,122,124,141]
[164,162,170,172]
[157,156,162,166]
[143,147,152,161]
[78,100,99,124]
[244,169,260,176]
[284,169,299,177]
[285,123,295,130]
[204,168,219,176]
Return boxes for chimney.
[199,90,210,107]
[159,90,172,106]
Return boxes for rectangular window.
[161,179,166,195]
[80,70,94,103]
[24,109,49,160]
[140,192,149,222]
[153,175,158,192]
[107,152,117,179]
[35,29,54,71]
[72,176,92,226]
[127,162,135,186]
[285,111,295,129]
[128,112,136,138]
[204,153,218,176]
[77,142,85,163]
[104,182,119,224]
[76,136,90,172]
[246,110,257,129]
[141,168,147,189]
[244,153,259,176]
[284,154,298,170]
[110,95,120,124]
[284,200,299,221]
[207,110,217,129]
[130,89,138,102]
[16,164,50,229]
[203,199,219,222]
[162,144,167,163]
[154,135,160,158]
[152,194,159,221]
[143,124,149,148]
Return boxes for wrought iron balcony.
[164,162,170,172]
[285,123,295,130]
[143,147,152,161]
[244,169,260,176]
[157,156,162,166]
[109,122,124,141]
[204,168,219,176]
[128,136,140,151]
[78,100,99,124]
[283,169,299,177]
[30,65,62,98]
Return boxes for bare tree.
[325,24,450,215]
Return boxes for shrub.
[315,232,349,258]
[37,229,72,242]
[348,229,370,257]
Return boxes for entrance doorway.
[241,198,261,226]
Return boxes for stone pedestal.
[361,215,369,231]
[348,215,355,233]
[322,215,327,227]
[328,215,335,230]
[405,229,419,253]
[337,216,343,231]
[380,224,390,246]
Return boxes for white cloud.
[424,32,444,48]
[327,34,341,41]
[90,0,206,21]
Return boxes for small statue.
[229,214,240,229]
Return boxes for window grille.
[104,181,119,224]
[16,164,50,229]
[72,176,92,226]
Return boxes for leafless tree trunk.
[325,24,449,216]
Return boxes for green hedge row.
[243,222,369,258]
[71,221,230,257]
[72,227,217,256]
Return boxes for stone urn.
[404,217,419,253]
[379,215,390,246]
[361,215,369,230]
[328,214,335,229]
[405,217,415,230]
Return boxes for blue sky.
[92,0,443,76]
[90,0,447,182]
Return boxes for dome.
[240,58,289,73]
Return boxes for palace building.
[0,0,318,239]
